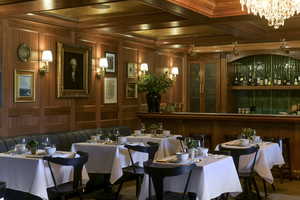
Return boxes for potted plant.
[241,128,256,142]
[137,73,173,112]
[26,140,38,154]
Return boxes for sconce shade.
[99,58,108,68]
[41,50,53,62]
[171,67,179,75]
[141,63,149,72]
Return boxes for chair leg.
[136,176,140,198]
[262,179,268,199]
[116,180,124,200]
[252,177,261,200]
[271,183,276,191]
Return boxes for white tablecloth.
[125,135,181,160]
[71,143,148,184]
[220,141,285,183]
[139,155,242,200]
[0,152,89,200]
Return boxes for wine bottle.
[273,74,278,85]
[294,77,298,86]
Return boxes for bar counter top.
[137,112,300,122]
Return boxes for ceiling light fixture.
[240,0,300,29]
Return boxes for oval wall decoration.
[17,43,31,62]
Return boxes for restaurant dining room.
[0,0,300,200]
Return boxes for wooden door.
[188,54,220,113]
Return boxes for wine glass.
[21,138,26,145]
[115,128,120,138]
[201,135,205,148]
[97,129,103,140]
[42,137,51,149]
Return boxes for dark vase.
[146,93,161,112]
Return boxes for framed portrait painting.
[57,42,92,98]
[14,70,35,103]
[105,52,117,73]
[104,77,117,104]
[126,82,137,98]
[127,63,137,78]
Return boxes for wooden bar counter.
[137,112,300,176]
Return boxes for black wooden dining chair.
[176,136,186,152]
[219,145,260,200]
[43,151,89,200]
[144,161,196,200]
[116,142,159,199]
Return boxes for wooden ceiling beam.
[139,0,209,20]
[0,0,127,17]
[157,35,237,46]
[91,20,199,33]
[191,40,300,53]
[78,12,183,29]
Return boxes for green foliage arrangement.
[26,140,38,149]
[241,128,256,139]
[137,73,173,95]
[186,139,198,149]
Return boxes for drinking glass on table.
[97,129,104,140]
[141,123,146,134]
[42,137,51,149]
[21,138,26,145]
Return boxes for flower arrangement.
[241,128,256,140]
[137,73,173,112]
[185,138,198,149]
[137,73,173,95]
[26,140,38,154]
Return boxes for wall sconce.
[40,50,53,75]
[165,67,179,80]
[171,66,179,80]
[139,63,149,78]
[96,57,108,79]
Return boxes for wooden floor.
[74,179,300,200]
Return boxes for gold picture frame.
[14,69,35,103]
[126,82,138,99]
[127,63,137,78]
[57,42,91,98]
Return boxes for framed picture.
[126,82,138,98]
[105,52,117,73]
[57,42,91,98]
[104,77,117,104]
[127,63,137,78]
[14,70,35,103]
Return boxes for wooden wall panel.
[0,18,185,137]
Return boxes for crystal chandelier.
[240,0,300,29]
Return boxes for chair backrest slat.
[220,145,259,174]
[144,161,195,200]
[43,151,88,191]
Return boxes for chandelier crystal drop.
[240,0,300,29]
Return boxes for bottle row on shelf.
[232,73,300,86]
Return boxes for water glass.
[97,129,103,140]
[42,137,51,148]
[21,138,26,144]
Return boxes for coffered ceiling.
[3,0,300,50]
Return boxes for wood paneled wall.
[0,18,185,137]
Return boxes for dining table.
[71,142,149,184]
[138,154,242,200]
[219,140,285,183]
[0,150,89,200]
